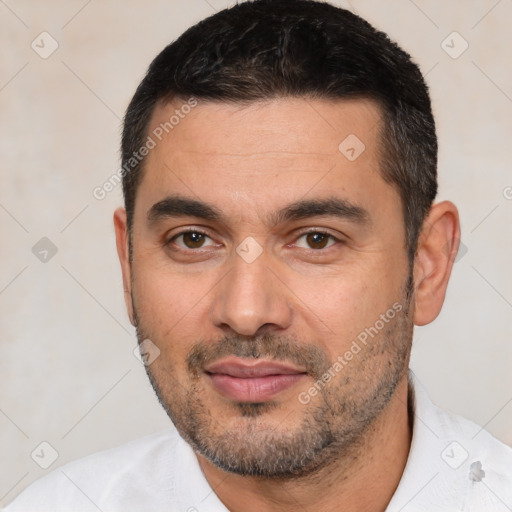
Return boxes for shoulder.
[423,382,512,480]
[435,396,512,499]
[387,371,512,512]
[432,399,512,510]
[3,429,184,512]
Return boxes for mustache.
[186,332,332,380]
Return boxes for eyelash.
[166,228,342,252]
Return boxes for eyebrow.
[147,194,370,227]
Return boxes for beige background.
[1,0,511,505]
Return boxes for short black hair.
[121,0,437,261]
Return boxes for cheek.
[288,261,402,354]
[133,257,210,317]
[131,266,210,359]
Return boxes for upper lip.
[204,357,306,378]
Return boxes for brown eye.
[182,232,205,248]
[295,231,337,250]
[305,232,330,249]
[171,231,214,250]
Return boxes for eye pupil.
[306,232,329,249]
[183,232,205,248]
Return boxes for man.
[5,0,511,511]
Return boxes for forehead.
[147,96,381,156]
[135,96,398,227]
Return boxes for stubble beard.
[133,278,414,480]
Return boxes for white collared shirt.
[4,371,512,511]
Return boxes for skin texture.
[114,97,460,512]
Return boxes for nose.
[209,246,293,337]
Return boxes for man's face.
[125,97,414,477]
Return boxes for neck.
[197,374,413,512]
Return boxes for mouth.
[204,356,308,402]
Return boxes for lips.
[204,357,307,402]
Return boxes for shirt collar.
[386,369,473,511]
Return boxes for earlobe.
[413,201,460,326]
[113,207,136,326]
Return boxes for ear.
[113,207,136,326]
[413,201,460,326]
